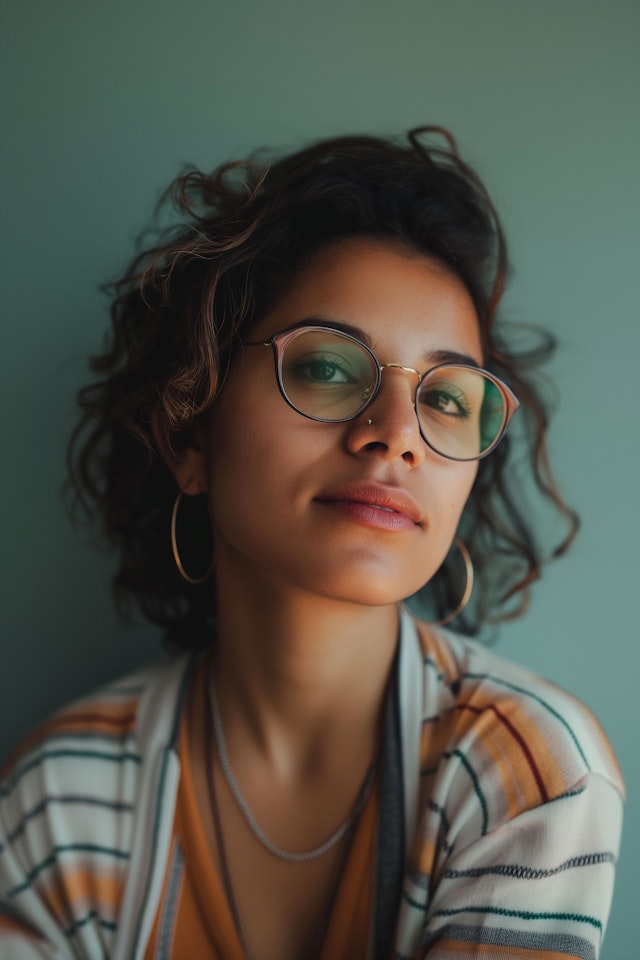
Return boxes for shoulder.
[0,655,192,952]
[1,655,192,788]
[395,617,624,957]
[412,619,624,826]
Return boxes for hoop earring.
[431,537,474,627]
[171,490,214,585]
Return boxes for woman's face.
[200,238,483,607]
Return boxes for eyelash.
[420,387,472,419]
[291,354,358,384]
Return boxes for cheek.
[423,463,477,553]
[204,398,309,539]
[449,471,476,518]
[205,431,271,562]
[437,461,477,516]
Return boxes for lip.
[315,482,423,526]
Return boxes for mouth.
[315,482,422,530]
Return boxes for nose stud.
[366,419,373,426]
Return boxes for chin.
[309,565,426,608]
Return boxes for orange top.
[144,662,378,959]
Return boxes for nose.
[345,366,427,466]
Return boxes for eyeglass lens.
[278,328,509,460]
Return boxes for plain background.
[1,2,637,956]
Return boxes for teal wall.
[2,2,638,955]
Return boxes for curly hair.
[67,127,578,647]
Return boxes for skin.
[164,237,483,959]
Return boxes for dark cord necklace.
[209,678,375,862]
[204,675,371,960]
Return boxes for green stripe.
[434,904,603,934]
[1,748,141,798]
[548,785,587,803]
[130,746,171,957]
[423,655,447,683]
[65,910,118,937]
[130,657,194,957]
[7,844,130,898]
[402,889,429,911]
[464,672,590,769]
[446,749,489,834]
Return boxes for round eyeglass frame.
[244,324,520,462]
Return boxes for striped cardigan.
[0,611,624,958]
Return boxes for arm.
[0,694,143,959]
[0,759,69,959]
[1,826,61,959]
[420,772,623,959]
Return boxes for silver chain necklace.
[208,679,375,863]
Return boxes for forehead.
[253,238,483,364]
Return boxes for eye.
[420,385,472,418]
[290,351,359,385]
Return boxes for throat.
[187,658,379,960]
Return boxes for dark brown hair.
[67,127,578,647]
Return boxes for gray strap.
[373,648,405,960]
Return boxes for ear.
[151,410,208,495]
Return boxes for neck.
[211,552,400,780]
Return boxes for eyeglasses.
[244,324,520,461]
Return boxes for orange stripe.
[38,866,126,921]
[418,690,571,827]
[465,708,542,819]
[458,689,571,800]
[408,836,437,879]
[0,913,43,938]
[434,939,583,958]
[420,713,457,773]
[2,701,139,771]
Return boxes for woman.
[0,128,624,959]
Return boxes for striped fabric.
[394,622,625,959]
[142,658,377,959]
[0,613,624,959]
[0,677,149,958]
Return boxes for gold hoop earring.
[171,490,214,585]
[432,537,474,627]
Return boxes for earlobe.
[151,409,209,494]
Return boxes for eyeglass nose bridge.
[360,361,422,406]
[379,362,422,377]
[358,361,425,433]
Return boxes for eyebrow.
[284,317,483,369]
